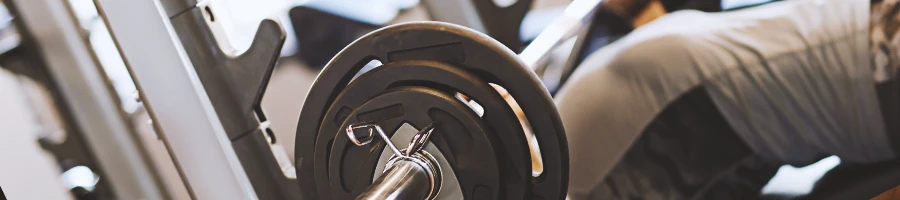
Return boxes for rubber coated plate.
[296,21,568,200]
[317,60,527,199]
[328,86,500,199]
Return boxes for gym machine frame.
[90,0,601,199]
[5,0,177,199]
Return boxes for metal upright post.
[93,0,258,199]
[8,0,172,199]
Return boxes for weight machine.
[2,0,600,199]
[5,0,898,199]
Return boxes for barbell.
[295,21,569,200]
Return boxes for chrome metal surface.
[349,123,443,199]
[360,151,442,200]
[347,122,404,157]
[373,124,462,200]
[348,122,437,159]
[346,122,377,147]
[405,123,435,156]
[358,159,432,200]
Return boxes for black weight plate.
[328,86,501,199]
[316,60,528,199]
[296,21,568,200]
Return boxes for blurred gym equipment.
[287,0,539,69]
[2,0,180,199]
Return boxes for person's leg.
[582,87,780,199]
[559,0,888,198]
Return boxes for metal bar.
[519,0,603,69]
[92,0,258,199]
[9,0,170,199]
[358,160,433,200]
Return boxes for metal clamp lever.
[346,122,441,200]
[346,122,435,157]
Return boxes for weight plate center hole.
[373,123,462,199]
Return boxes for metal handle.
[406,123,435,156]
[346,122,436,159]
[346,122,442,200]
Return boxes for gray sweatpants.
[555,0,894,198]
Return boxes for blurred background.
[1,0,860,199]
